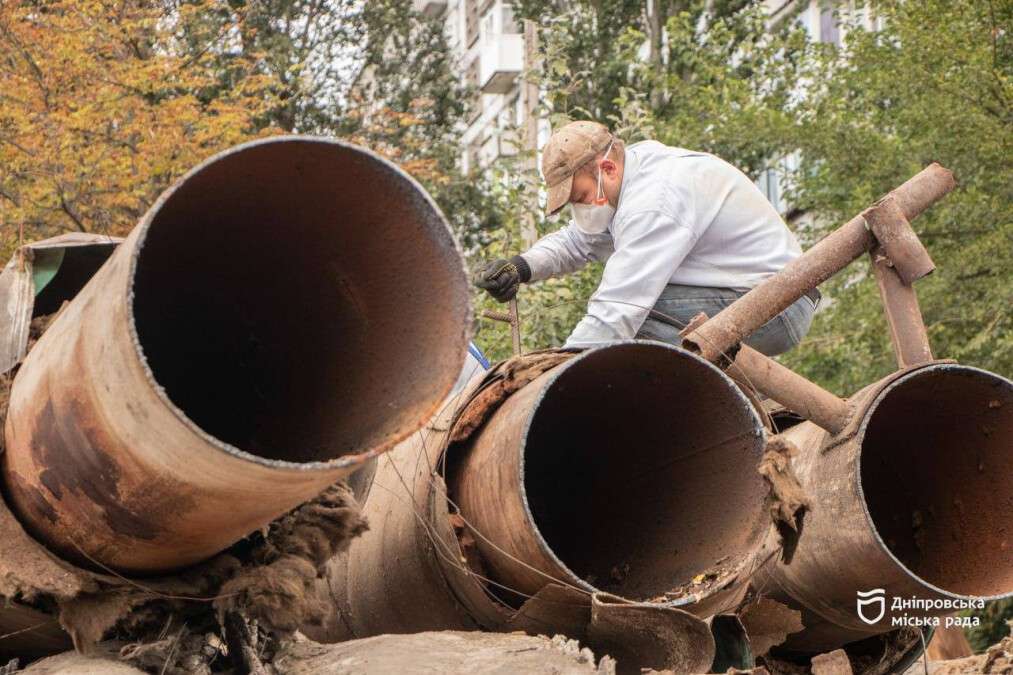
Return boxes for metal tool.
[481,297,522,356]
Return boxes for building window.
[465,0,480,47]
[819,3,840,46]
[446,8,458,48]
[467,57,481,121]
[502,3,518,33]
[480,9,494,43]
[466,143,482,173]
[758,166,784,215]
[503,95,519,128]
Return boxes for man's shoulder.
[624,142,709,200]
[631,142,717,184]
[634,143,751,189]
[630,140,709,160]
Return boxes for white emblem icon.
[856,588,886,625]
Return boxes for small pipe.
[864,196,936,285]
[684,164,955,363]
[728,345,851,434]
[482,302,523,356]
[2,136,471,574]
[871,247,933,368]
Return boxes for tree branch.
[58,194,88,232]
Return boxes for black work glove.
[475,255,531,303]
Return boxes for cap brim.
[545,175,573,216]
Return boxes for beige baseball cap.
[541,121,613,215]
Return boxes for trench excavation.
[449,343,769,609]
[858,364,1013,598]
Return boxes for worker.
[475,120,817,355]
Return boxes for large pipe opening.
[518,343,768,601]
[859,365,1013,597]
[131,138,469,464]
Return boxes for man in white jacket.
[476,120,817,355]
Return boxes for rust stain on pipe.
[447,342,770,617]
[870,248,933,369]
[753,363,1013,652]
[864,197,936,285]
[2,136,471,574]
[684,163,955,363]
[729,345,851,435]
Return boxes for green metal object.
[31,247,65,296]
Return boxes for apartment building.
[413,0,530,173]
[417,1,872,217]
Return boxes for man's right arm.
[520,223,607,282]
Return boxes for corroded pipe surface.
[2,136,470,573]
[685,163,955,363]
[870,248,933,368]
[449,342,769,616]
[864,196,935,285]
[755,363,1013,652]
[729,345,851,434]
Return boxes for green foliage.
[513,0,646,123]
[963,598,1013,653]
[648,8,813,176]
[178,0,366,132]
[0,0,286,250]
[777,0,1012,391]
[0,0,481,268]
[345,0,504,268]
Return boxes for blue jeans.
[635,284,815,357]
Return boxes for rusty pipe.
[2,136,471,574]
[753,363,1013,652]
[728,345,851,434]
[864,196,936,285]
[448,342,770,617]
[684,164,955,363]
[306,345,756,672]
[871,248,933,369]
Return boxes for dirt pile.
[22,631,618,674]
[925,631,1013,674]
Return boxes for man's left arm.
[564,210,698,348]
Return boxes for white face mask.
[571,139,616,235]
[571,202,616,234]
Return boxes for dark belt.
[805,287,822,308]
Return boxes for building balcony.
[479,33,523,94]
[412,0,446,18]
